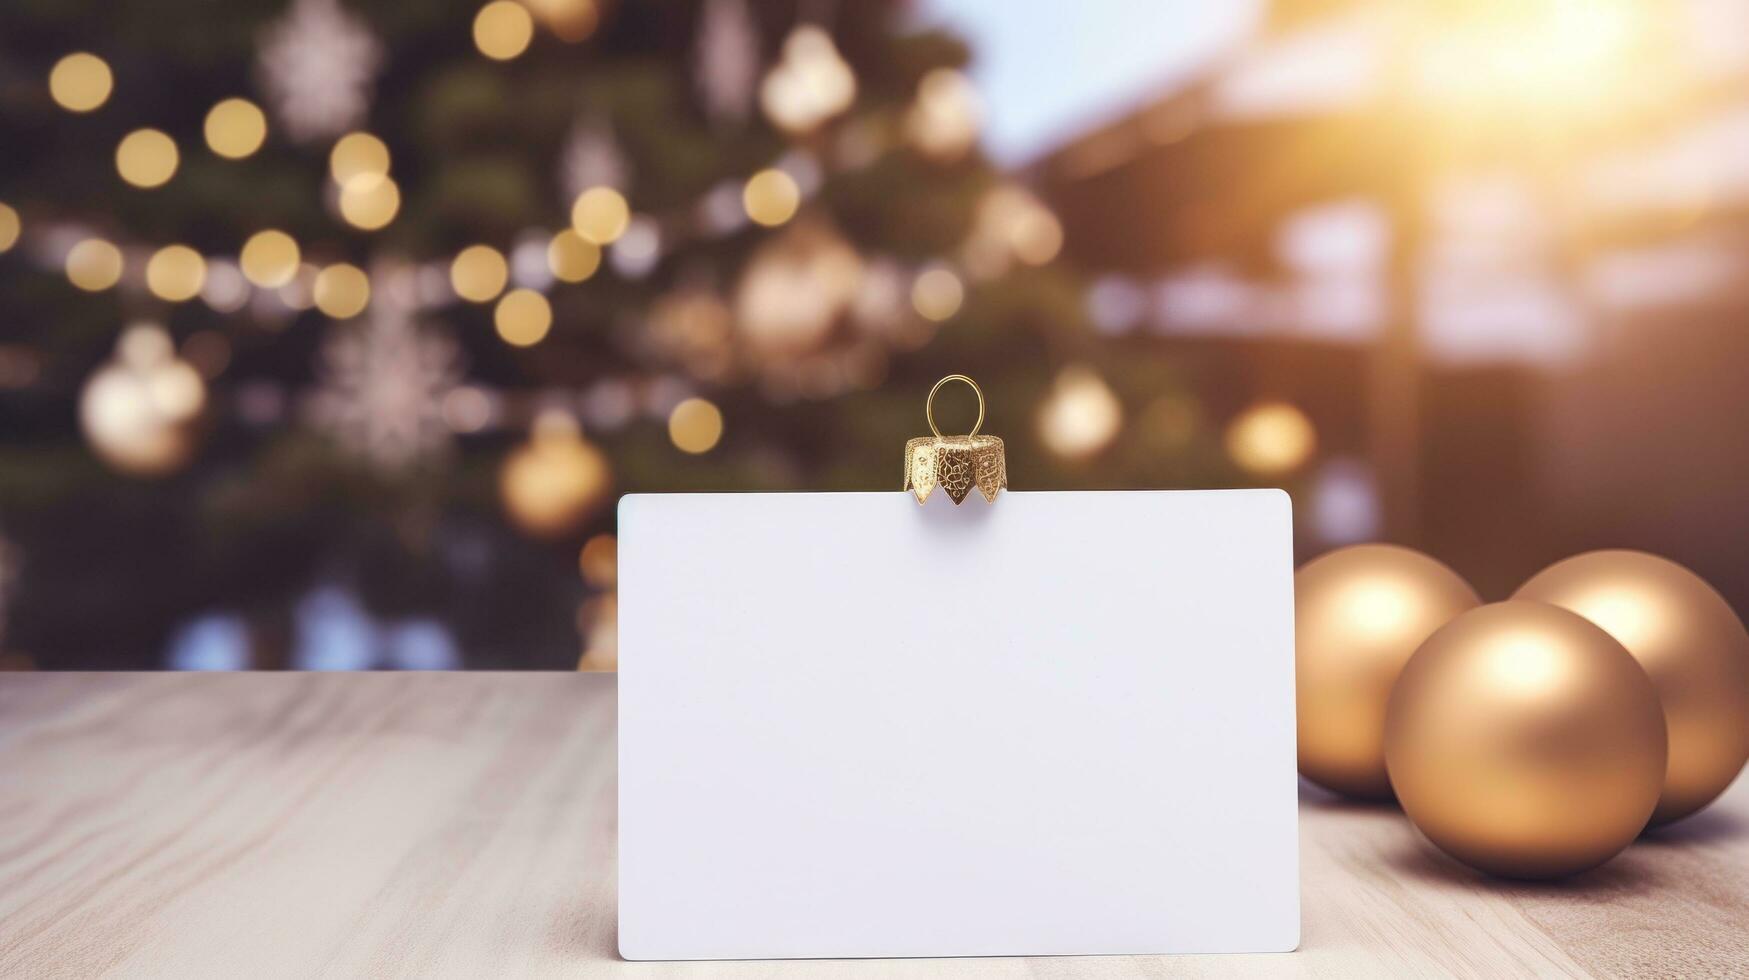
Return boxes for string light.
[65,238,123,291]
[451,244,509,302]
[204,98,268,159]
[240,230,301,288]
[547,229,601,282]
[338,174,400,230]
[668,397,724,453]
[474,0,535,61]
[116,129,179,189]
[494,288,553,346]
[329,132,390,185]
[0,203,18,253]
[571,186,630,245]
[48,53,113,113]
[145,245,207,302]
[742,168,800,227]
[1038,364,1123,460]
[314,263,371,318]
[911,266,964,321]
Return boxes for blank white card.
[618,490,1299,960]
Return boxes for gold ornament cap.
[905,374,1007,504]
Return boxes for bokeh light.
[547,229,601,282]
[338,174,401,230]
[906,68,983,162]
[0,203,18,253]
[911,266,964,321]
[1226,401,1316,476]
[49,52,112,112]
[204,98,268,159]
[474,0,535,61]
[330,132,391,185]
[1038,365,1123,459]
[579,532,617,587]
[65,238,124,291]
[116,129,179,188]
[743,169,800,227]
[500,411,611,537]
[571,186,630,244]
[80,324,205,476]
[145,245,207,302]
[451,244,509,302]
[524,0,598,42]
[239,230,301,288]
[494,288,553,346]
[668,397,724,454]
[314,263,371,318]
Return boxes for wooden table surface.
[1,673,1745,979]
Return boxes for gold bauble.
[1296,544,1481,799]
[1385,601,1666,878]
[1515,550,1749,824]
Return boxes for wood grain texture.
[0,672,1744,979]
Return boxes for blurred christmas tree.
[0,0,1234,670]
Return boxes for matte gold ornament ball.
[1384,601,1666,879]
[1515,550,1749,825]
[1295,544,1481,799]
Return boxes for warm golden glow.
[145,245,206,302]
[1226,401,1315,476]
[571,186,630,245]
[474,0,535,61]
[314,263,371,319]
[743,169,800,227]
[239,230,301,288]
[911,267,964,321]
[49,52,112,112]
[66,239,124,292]
[338,174,401,230]
[116,129,179,188]
[451,245,509,302]
[330,132,391,185]
[668,397,724,454]
[546,229,601,282]
[494,288,553,346]
[0,203,19,253]
[204,98,268,159]
[1413,0,1648,120]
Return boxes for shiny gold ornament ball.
[1295,544,1481,799]
[1516,550,1749,825]
[1385,601,1666,878]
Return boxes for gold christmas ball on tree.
[1296,544,1481,799]
[1385,601,1666,879]
[1515,550,1749,825]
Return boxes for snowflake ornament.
[306,284,463,470]
[257,0,384,144]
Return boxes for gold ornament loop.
[905,374,1006,505]
[925,373,984,438]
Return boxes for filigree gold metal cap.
[904,374,1007,504]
